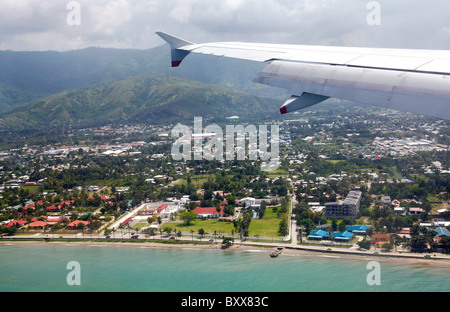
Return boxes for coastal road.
[5,231,450,261]
[289,191,298,246]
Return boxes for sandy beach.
[2,239,450,269]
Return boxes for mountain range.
[0,45,286,130]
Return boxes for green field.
[248,208,284,238]
[162,219,235,236]
[157,206,286,238]
[172,174,213,188]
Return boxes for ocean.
[0,243,449,292]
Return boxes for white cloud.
[88,0,133,36]
[0,0,448,51]
[168,4,193,23]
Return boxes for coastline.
[2,239,450,269]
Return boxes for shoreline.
[2,239,450,269]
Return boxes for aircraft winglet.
[156,32,195,67]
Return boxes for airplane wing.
[156,32,450,120]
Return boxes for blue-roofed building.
[333,231,354,241]
[307,230,329,240]
[346,225,370,235]
[433,227,450,239]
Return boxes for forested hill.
[0,45,285,130]
[0,71,279,130]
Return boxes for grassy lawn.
[162,219,236,236]
[265,169,288,178]
[249,208,284,238]
[172,174,213,188]
[158,207,285,238]
[20,185,40,193]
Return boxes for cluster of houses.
[2,217,94,231]
[1,194,116,233]
[120,195,279,232]
[371,137,448,157]
[378,196,429,216]
[307,222,450,251]
[308,225,370,243]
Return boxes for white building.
[159,204,182,219]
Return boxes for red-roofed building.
[6,220,28,228]
[23,203,35,211]
[157,204,168,212]
[120,217,133,227]
[192,207,224,219]
[46,205,60,212]
[67,220,90,229]
[60,200,75,207]
[371,233,390,246]
[47,216,68,223]
[28,221,48,229]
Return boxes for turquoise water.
[0,244,449,292]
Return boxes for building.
[28,221,48,229]
[409,207,424,215]
[325,190,362,219]
[371,233,390,246]
[67,220,90,229]
[381,196,391,205]
[433,227,450,243]
[5,220,28,228]
[192,207,224,220]
[240,197,256,207]
[332,231,354,242]
[394,207,406,215]
[346,225,370,235]
[307,229,329,240]
[159,204,182,219]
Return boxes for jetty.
[270,247,283,258]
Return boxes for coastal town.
[1,107,449,261]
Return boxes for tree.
[179,211,197,225]
[382,243,393,251]
[409,235,428,252]
[278,216,289,237]
[236,210,252,238]
[259,201,266,219]
[357,238,371,250]
[221,237,234,248]
[164,226,173,236]
[440,236,450,253]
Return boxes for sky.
[0,0,449,51]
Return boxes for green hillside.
[0,45,284,114]
[0,72,279,130]
[0,48,159,113]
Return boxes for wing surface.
[156,32,450,120]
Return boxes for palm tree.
[327,231,334,243]
[198,228,206,239]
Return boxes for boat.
[270,247,283,258]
